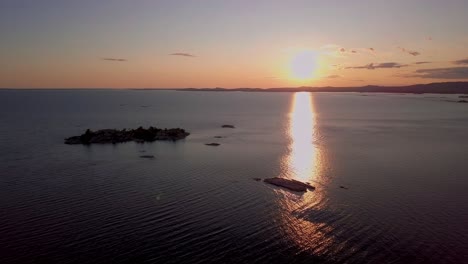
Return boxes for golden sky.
[1,0,468,88]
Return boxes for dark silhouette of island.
[175,82,468,94]
[65,126,189,145]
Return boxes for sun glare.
[289,50,319,81]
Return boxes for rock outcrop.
[139,155,155,159]
[65,126,189,145]
[264,177,315,192]
[205,143,220,146]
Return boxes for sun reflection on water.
[286,92,319,182]
[277,92,334,254]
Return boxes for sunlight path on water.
[276,92,335,255]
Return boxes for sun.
[289,50,319,81]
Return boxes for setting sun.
[289,50,320,81]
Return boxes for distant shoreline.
[175,82,468,94]
[2,82,468,94]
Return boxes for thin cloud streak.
[405,67,468,79]
[346,62,408,70]
[454,58,468,65]
[102,58,127,62]
[170,53,196,57]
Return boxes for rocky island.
[65,126,189,145]
[264,177,315,192]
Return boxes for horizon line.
[1,81,468,90]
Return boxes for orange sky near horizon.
[1,1,468,89]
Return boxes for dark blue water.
[0,90,467,263]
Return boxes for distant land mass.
[174,82,468,94]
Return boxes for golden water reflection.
[277,92,333,253]
[286,92,319,182]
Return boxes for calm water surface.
[0,90,467,263]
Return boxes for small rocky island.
[65,126,189,145]
[205,143,220,146]
[264,177,315,192]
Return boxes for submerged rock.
[253,178,262,182]
[458,100,468,103]
[205,143,220,146]
[214,136,225,138]
[65,126,189,145]
[140,155,155,159]
[264,177,315,192]
[221,125,235,128]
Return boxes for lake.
[0,90,467,263]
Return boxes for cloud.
[346,62,408,70]
[414,61,432,65]
[454,58,468,65]
[405,67,468,79]
[398,47,420,56]
[170,53,196,57]
[339,47,360,54]
[102,58,127,62]
[327,75,341,78]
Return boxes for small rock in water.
[339,186,349,190]
[253,178,262,182]
[264,177,315,192]
[458,100,468,103]
[139,155,155,159]
[205,143,220,146]
[221,125,235,128]
[214,136,225,138]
